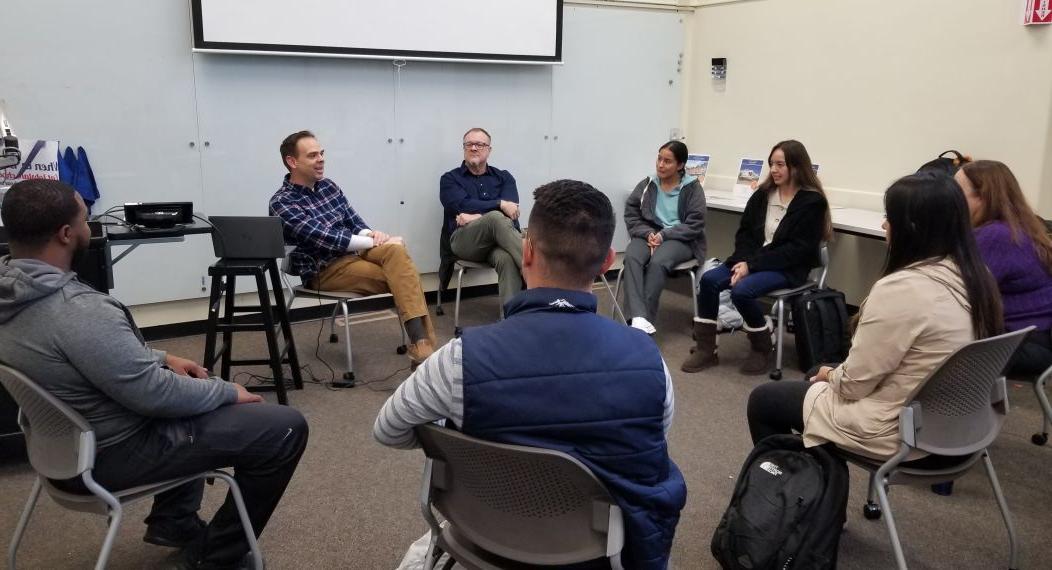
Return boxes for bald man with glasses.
[439,128,524,307]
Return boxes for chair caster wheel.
[863,502,882,520]
[328,334,338,343]
[1032,432,1048,446]
[769,370,783,381]
[436,306,445,316]
[454,327,463,338]
[396,345,408,355]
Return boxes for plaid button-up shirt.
[269,175,370,282]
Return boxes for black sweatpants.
[747,380,810,445]
[62,403,308,566]
[747,377,970,470]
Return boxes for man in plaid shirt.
[270,131,435,366]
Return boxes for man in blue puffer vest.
[375,179,686,569]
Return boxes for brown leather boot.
[407,339,435,370]
[740,320,773,375]
[681,319,719,373]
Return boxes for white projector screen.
[190,0,563,63]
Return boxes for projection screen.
[190,0,563,64]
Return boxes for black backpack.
[791,288,851,373]
[712,434,849,570]
[916,149,969,177]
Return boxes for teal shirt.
[653,176,683,229]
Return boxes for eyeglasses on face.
[463,142,491,150]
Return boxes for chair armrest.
[991,376,1009,415]
[898,402,921,448]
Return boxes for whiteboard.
[192,0,563,63]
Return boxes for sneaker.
[630,317,657,335]
[144,516,207,548]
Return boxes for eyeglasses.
[463,142,491,150]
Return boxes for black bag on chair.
[791,288,851,373]
[712,434,849,570]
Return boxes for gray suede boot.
[681,319,719,373]
[740,318,773,375]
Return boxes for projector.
[123,202,194,229]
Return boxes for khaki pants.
[450,211,524,305]
[311,244,434,344]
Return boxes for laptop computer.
[208,216,287,259]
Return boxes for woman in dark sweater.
[682,140,831,375]
[956,160,1052,375]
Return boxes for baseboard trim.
[141,283,501,342]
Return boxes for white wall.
[686,0,1052,211]
[1,1,685,307]
[684,0,1052,303]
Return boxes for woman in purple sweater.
[956,160,1052,375]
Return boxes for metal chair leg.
[982,451,1019,570]
[1032,373,1052,445]
[612,267,625,320]
[874,478,907,570]
[211,472,264,570]
[94,505,123,570]
[453,267,466,337]
[688,269,699,321]
[8,478,41,570]
[341,300,353,379]
[770,299,785,380]
[600,274,626,324]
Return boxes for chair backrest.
[902,328,1031,456]
[0,364,95,480]
[415,424,623,566]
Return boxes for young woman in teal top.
[622,141,708,334]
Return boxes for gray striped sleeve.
[373,338,465,449]
[662,359,675,438]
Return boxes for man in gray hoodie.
[0,180,308,570]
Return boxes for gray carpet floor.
[1,281,1050,569]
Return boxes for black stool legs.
[203,259,303,405]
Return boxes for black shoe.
[171,550,263,570]
[144,516,207,548]
[930,481,954,496]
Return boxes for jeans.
[698,264,789,328]
[58,403,308,566]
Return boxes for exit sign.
[1024,0,1052,25]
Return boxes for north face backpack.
[791,288,851,373]
[712,434,849,570]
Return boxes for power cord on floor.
[233,296,411,392]
[235,362,410,393]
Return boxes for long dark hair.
[960,160,1052,272]
[756,139,832,240]
[659,140,688,176]
[883,172,1003,338]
